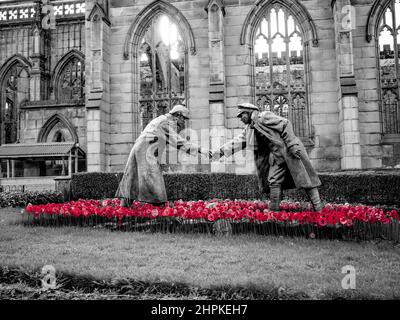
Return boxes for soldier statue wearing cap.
[116,104,210,207]
[211,103,323,212]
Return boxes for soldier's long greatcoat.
[221,111,321,193]
[116,113,200,204]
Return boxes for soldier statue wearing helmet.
[212,102,323,212]
[116,104,210,207]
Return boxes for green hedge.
[71,172,124,200]
[0,190,64,207]
[71,170,400,206]
[70,172,262,201]
[285,171,400,206]
[71,171,400,206]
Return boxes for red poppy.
[327,214,338,226]
[281,212,289,221]
[23,198,398,239]
[151,209,159,218]
[317,217,327,227]
[390,210,399,220]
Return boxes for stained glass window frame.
[56,56,85,102]
[377,0,400,137]
[1,62,30,145]
[251,5,312,140]
[137,14,188,131]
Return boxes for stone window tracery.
[139,15,186,129]
[57,57,85,101]
[254,6,309,137]
[378,0,400,134]
[1,63,29,144]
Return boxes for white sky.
[141,15,181,61]
[0,1,393,56]
[379,0,400,51]
[158,15,180,60]
[254,9,303,59]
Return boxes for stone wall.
[19,106,87,147]
[0,26,33,66]
[0,0,398,174]
[106,0,211,171]
[308,1,341,171]
[0,0,86,148]
[353,0,385,169]
[104,0,343,172]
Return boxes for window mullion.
[80,60,83,99]
[267,14,273,108]
[168,23,172,111]
[74,60,77,100]
[392,2,399,87]
[151,21,157,116]
[71,60,74,100]
[285,10,291,122]
[391,1,400,133]
[69,60,73,100]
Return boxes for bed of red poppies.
[25,198,399,225]
[23,199,400,241]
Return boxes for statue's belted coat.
[220,111,321,193]
[116,114,200,204]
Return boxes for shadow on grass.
[1,265,396,300]
[0,265,309,300]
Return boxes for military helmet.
[169,104,189,119]
[236,103,260,117]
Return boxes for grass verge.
[1,207,400,299]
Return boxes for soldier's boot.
[140,201,166,207]
[305,188,323,212]
[120,198,129,208]
[150,202,167,207]
[269,185,282,212]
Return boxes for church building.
[0,0,398,190]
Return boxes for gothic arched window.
[4,98,16,144]
[378,0,400,135]
[254,6,309,137]
[38,114,78,143]
[139,14,186,129]
[57,57,85,101]
[1,62,29,144]
[52,130,66,143]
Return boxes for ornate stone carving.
[254,6,309,137]
[138,15,186,130]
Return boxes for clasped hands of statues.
[196,148,223,161]
[198,144,302,162]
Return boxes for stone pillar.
[86,1,111,172]
[206,1,226,173]
[11,160,15,178]
[68,151,72,176]
[29,0,49,101]
[54,177,71,201]
[333,0,362,170]
[6,160,10,178]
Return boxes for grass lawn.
[1,207,400,299]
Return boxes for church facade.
[0,0,399,181]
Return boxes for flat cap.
[237,103,259,117]
[169,105,189,119]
